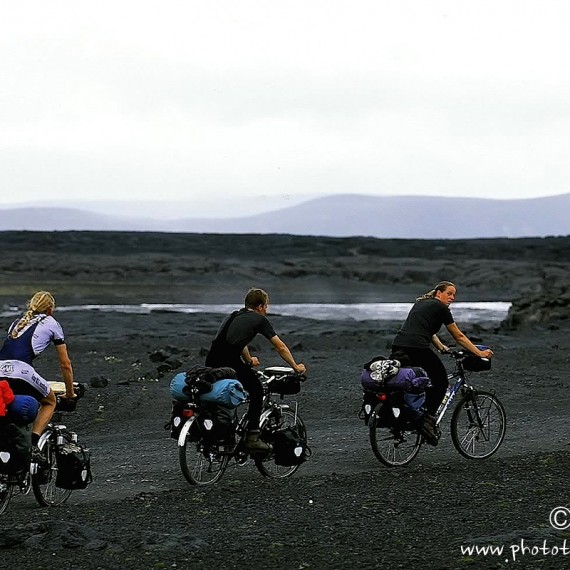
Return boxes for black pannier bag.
[200,403,237,445]
[0,421,31,474]
[166,401,187,440]
[462,355,492,372]
[359,391,382,426]
[462,345,492,372]
[369,391,425,429]
[272,425,311,466]
[55,442,93,490]
[269,375,301,396]
[372,400,394,428]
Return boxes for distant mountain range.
[0,193,568,238]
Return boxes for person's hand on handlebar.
[294,363,306,375]
[64,382,86,400]
[63,386,77,399]
[477,348,494,358]
[248,356,260,367]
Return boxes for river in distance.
[1,302,511,323]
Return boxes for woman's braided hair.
[10,291,56,339]
[416,281,455,302]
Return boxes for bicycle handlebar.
[445,349,481,364]
[55,382,87,412]
[256,367,306,382]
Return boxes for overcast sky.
[1,1,569,218]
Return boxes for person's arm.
[241,346,260,367]
[431,334,450,353]
[269,335,306,374]
[55,343,76,398]
[445,323,493,358]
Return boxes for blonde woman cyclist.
[0,291,76,456]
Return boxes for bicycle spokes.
[451,391,506,460]
[464,400,493,442]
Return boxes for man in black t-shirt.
[206,288,306,452]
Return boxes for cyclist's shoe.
[31,446,48,469]
[18,472,31,495]
[244,430,272,454]
[31,446,52,485]
[420,414,440,447]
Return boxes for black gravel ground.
[1,309,569,570]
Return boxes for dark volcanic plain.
[0,231,569,570]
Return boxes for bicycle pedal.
[18,477,31,495]
[235,452,249,465]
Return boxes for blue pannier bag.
[401,392,426,422]
[199,379,248,409]
[170,372,191,402]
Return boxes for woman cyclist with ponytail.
[0,291,76,456]
[391,281,493,446]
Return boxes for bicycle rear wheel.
[179,418,229,485]
[369,403,422,467]
[450,390,506,459]
[255,408,307,478]
[0,475,14,515]
[32,431,73,506]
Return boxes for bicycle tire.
[178,417,229,486]
[0,475,14,515]
[450,390,506,459]
[254,408,307,478]
[369,403,422,467]
[32,430,73,506]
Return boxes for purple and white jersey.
[0,359,51,398]
[7,314,65,356]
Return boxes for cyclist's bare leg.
[32,392,56,439]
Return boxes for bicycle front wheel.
[32,431,73,506]
[450,390,506,459]
[369,403,422,467]
[178,418,229,486]
[255,408,307,478]
[0,475,14,515]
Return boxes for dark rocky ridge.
[1,232,569,325]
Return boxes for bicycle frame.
[434,368,466,425]
[176,367,307,484]
[435,354,485,426]
[1,382,86,513]
[366,349,505,466]
[177,382,299,453]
